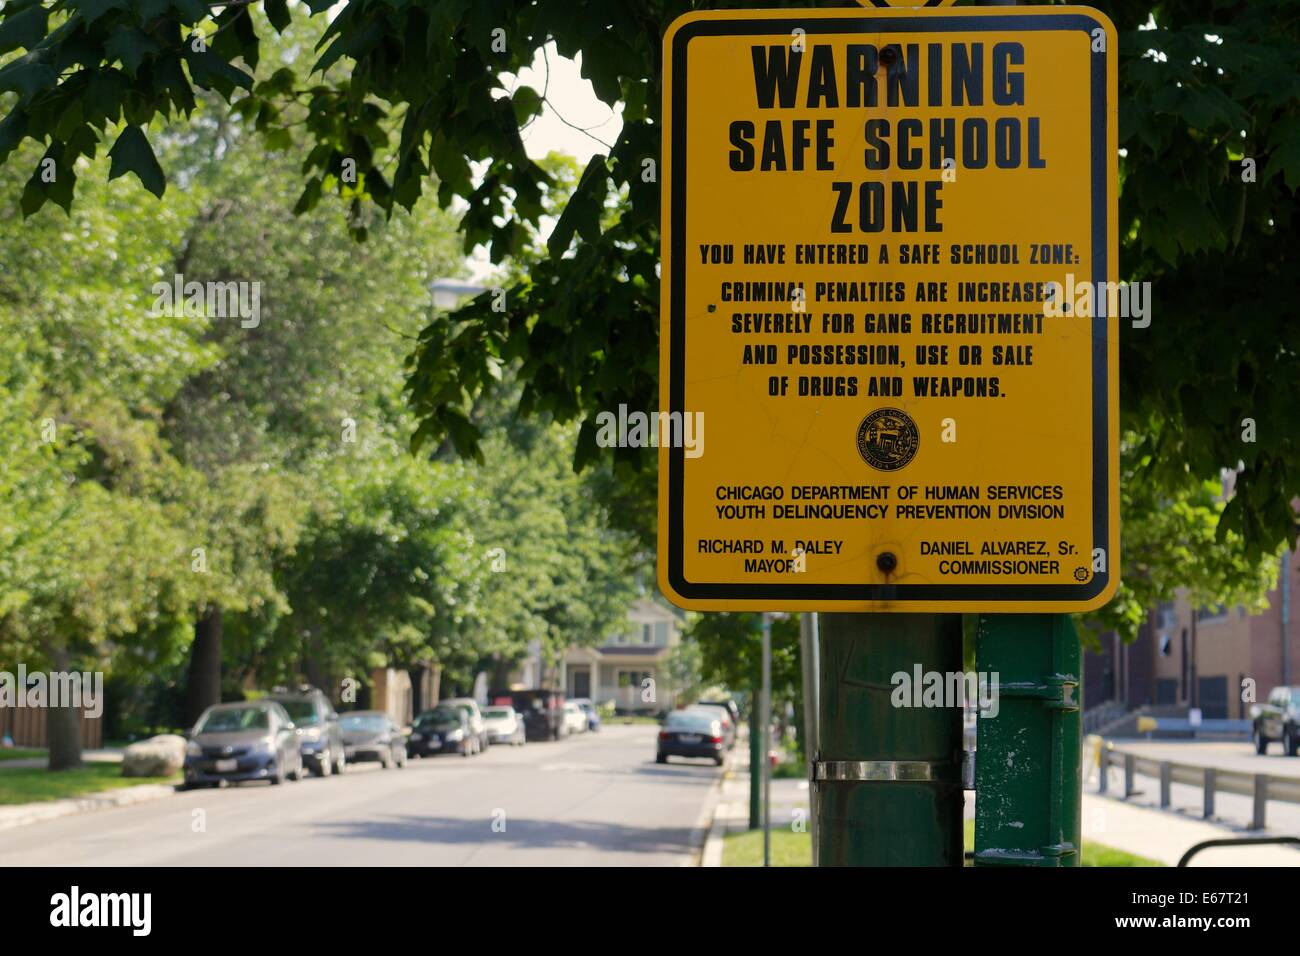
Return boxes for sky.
[461,43,623,284]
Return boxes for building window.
[617,670,651,689]
[654,621,669,645]
[641,624,652,644]
[1159,633,1172,656]
[1198,604,1228,625]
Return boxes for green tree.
[3,0,1296,549]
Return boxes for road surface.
[0,725,724,866]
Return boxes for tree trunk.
[44,643,83,771]
[185,606,223,727]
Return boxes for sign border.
[658,7,1119,612]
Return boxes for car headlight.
[185,740,202,757]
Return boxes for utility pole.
[799,611,820,863]
[814,612,964,866]
[761,612,772,866]
[748,692,762,831]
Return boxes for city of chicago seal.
[856,408,919,471]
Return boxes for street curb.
[684,751,735,867]
[0,783,180,833]
[699,761,739,867]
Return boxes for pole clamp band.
[814,759,958,783]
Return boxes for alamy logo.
[594,404,704,459]
[0,666,103,718]
[1042,273,1150,328]
[891,666,1000,718]
[50,886,151,936]
[151,273,261,328]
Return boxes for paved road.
[0,726,724,866]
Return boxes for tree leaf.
[0,4,48,56]
[107,124,165,197]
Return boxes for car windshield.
[275,700,319,725]
[416,708,459,727]
[197,707,269,733]
[483,708,511,719]
[340,715,387,733]
[666,713,716,733]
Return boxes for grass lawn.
[721,821,1163,867]
[0,762,179,805]
[722,828,816,867]
[0,748,46,762]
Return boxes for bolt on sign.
[657,7,1119,613]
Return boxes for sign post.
[659,5,1118,865]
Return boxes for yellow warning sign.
[657,7,1119,613]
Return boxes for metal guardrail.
[1096,739,1300,830]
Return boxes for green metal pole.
[814,613,964,866]
[973,613,1082,866]
[749,698,761,830]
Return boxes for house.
[562,598,686,714]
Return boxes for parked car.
[1252,686,1300,754]
[563,701,588,735]
[339,711,408,768]
[499,689,567,741]
[443,698,490,752]
[183,700,303,787]
[569,697,601,732]
[408,705,479,757]
[482,705,526,746]
[266,686,346,777]
[656,709,726,766]
[689,700,738,750]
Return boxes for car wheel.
[1255,729,1269,754]
[656,753,667,764]
[1286,729,1297,757]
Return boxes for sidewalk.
[0,748,124,770]
[702,740,810,866]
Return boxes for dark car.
[267,686,346,777]
[408,705,480,757]
[691,699,740,750]
[340,711,408,768]
[656,709,726,766]
[183,700,304,787]
[499,689,567,742]
[1252,686,1300,754]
